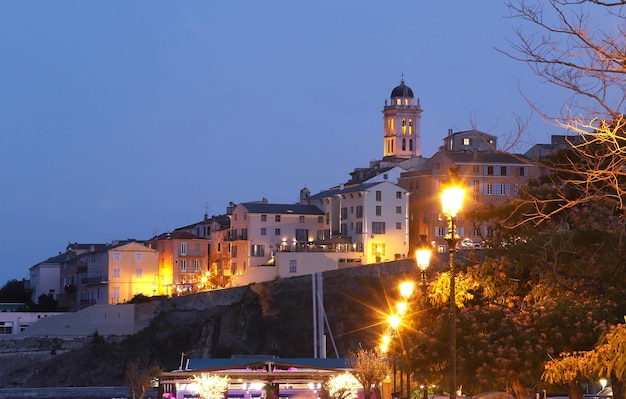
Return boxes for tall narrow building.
[382,78,423,159]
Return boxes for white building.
[28,253,65,303]
[304,181,410,264]
[228,201,326,286]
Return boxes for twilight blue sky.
[0,2,570,283]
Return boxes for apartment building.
[174,212,231,287]
[80,240,159,305]
[398,149,540,253]
[148,231,210,296]
[227,201,325,286]
[304,180,410,264]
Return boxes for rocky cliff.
[0,259,417,388]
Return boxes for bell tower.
[382,77,423,159]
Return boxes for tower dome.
[390,79,414,98]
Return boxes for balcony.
[276,239,363,253]
[82,275,108,285]
[224,234,248,242]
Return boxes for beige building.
[398,149,540,252]
[81,240,159,305]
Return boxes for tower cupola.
[382,77,423,159]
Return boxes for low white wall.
[12,304,135,338]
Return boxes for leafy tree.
[189,373,230,399]
[325,372,361,399]
[0,279,31,304]
[125,359,162,399]
[36,293,58,311]
[348,347,390,399]
[543,323,626,399]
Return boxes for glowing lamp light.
[389,314,401,330]
[441,186,464,218]
[397,301,408,316]
[415,246,431,272]
[380,335,391,353]
[399,281,415,300]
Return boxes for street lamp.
[415,235,432,399]
[440,168,464,399]
[415,235,432,305]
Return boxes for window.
[372,222,386,234]
[135,252,143,262]
[500,184,507,195]
[396,191,402,199]
[195,243,201,256]
[486,166,494,176]
[113,287,120,301]
[501,166,508,176]
[275,228,281,235]
[436,226,446,237]
[299,215,305,223]
[217,243,221,252]
[340,224,347,235]
[341,207,348,219]
[519,166,527,176]
[463,138,472,145]
[396,206,402,214]
[179,260,187,272]
[0,321,14,335]
[296,229,308,242]
[113,252,121,262]
[376,206,382,216]
[136,269,142,278]
[289,260,297,273]
[396,222,402,230]
[275,215,281,222]
[473,180,480,192]
[232,245,238,258]
[356,206,363,218]
[193,260,200,272]
[486,184,493,195]
[372,243,385,257]
[318,216,323,223]
[180,243,188,256]
[113,268,120,278]
[473,165,480,173]
[375,191,382,201]
[261,228,267,236]
[261,214,267,222]
[356,222,363,234]
[251,245,265,257]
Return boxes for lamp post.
[415,235,432,306]
[440,169,464,399]
[415,235,431,399]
